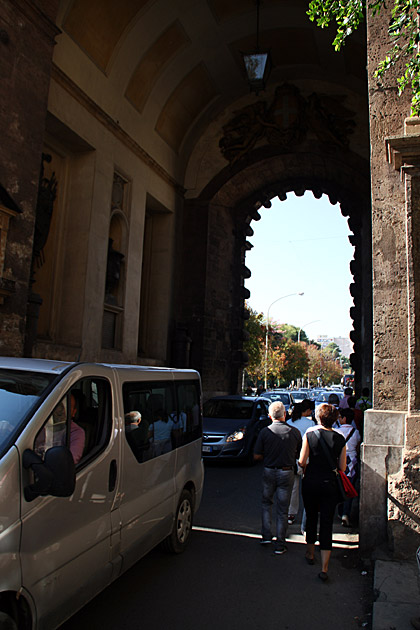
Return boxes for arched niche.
[102,193,129,350]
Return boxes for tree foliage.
[280,340,309,384]
[244,306,265,369]
[324,341,341,358]
[307,0,420,115]
[281,323,309,343]
[307,343,344,385]
[243,304,344,387]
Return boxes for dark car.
[202,395,270,463]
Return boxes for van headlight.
[226,427,246,442]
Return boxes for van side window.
[123,381,178,461]
[34,378,112,467]
[174,381,202,447]
[122,379,202,462]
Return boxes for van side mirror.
[23,446,76,502]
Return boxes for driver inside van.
[34,394,85,465]
[69,393,85,464]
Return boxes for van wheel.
[162,489,193,553]
[0,612,17,630]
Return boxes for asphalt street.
[61,461,373,630]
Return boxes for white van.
[0,358,204,630]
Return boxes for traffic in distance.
[201,381,359,463]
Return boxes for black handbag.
[315,430,357,501]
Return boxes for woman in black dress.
[298,403,346,581]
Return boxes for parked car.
[260,389,292,412]
[307,389,322,400]
[290,389,311,404]
[315,389,345,407]
[202,395,270,463]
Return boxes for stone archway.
[175,141,372,398]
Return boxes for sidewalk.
[373,558,420,630]
[288,516,420,630]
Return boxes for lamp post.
[264,292,304,389]
[296,319,320,388]
[297,320,320,344]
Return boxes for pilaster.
[386,122,420,412]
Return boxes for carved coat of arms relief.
[219,83,355,164]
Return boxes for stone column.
[360,5,412,552]
[201,201,237,397]
[380,128,420,556]
[175,197,245,398]
[361,122,420,555]
[0,1,59,356]
[174,199,209,383]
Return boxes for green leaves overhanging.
[307,0,420,115]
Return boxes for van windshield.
[0,369,55,453]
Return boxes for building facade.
[0,0,418,556]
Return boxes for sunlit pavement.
[61,463,373,630]
[194,523,360,550]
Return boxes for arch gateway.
[0,1,419,556]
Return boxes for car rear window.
[265,393,290,404]
[291,392,307,402]
[317,391,343,402]
[203,399,254,420]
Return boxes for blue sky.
[244,192,355,340]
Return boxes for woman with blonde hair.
[298,403,346,581]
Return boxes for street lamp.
[264,292,304,389]
[297,320,320,343]
[242,0,271,94]
[296,319,320,389]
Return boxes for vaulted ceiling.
[54,0,368,181]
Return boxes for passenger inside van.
[147,394,176,456]
[124,411,151,462]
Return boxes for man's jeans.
[261,468,294,546]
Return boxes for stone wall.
[0,0,59,356]
[361,7,420,556]
[367,6,411,411]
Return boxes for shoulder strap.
[315,429,337,472]
[345,427,355,443]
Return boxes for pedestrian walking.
[339,387,354,409]
[254,401,302,554]
[327,392,340,408]
[355,387,372,412]
[347,395,363,435]
[336,408,361,527]
[286,400,315,525]
[298,403,346,580]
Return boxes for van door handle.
[109,459,117,492]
